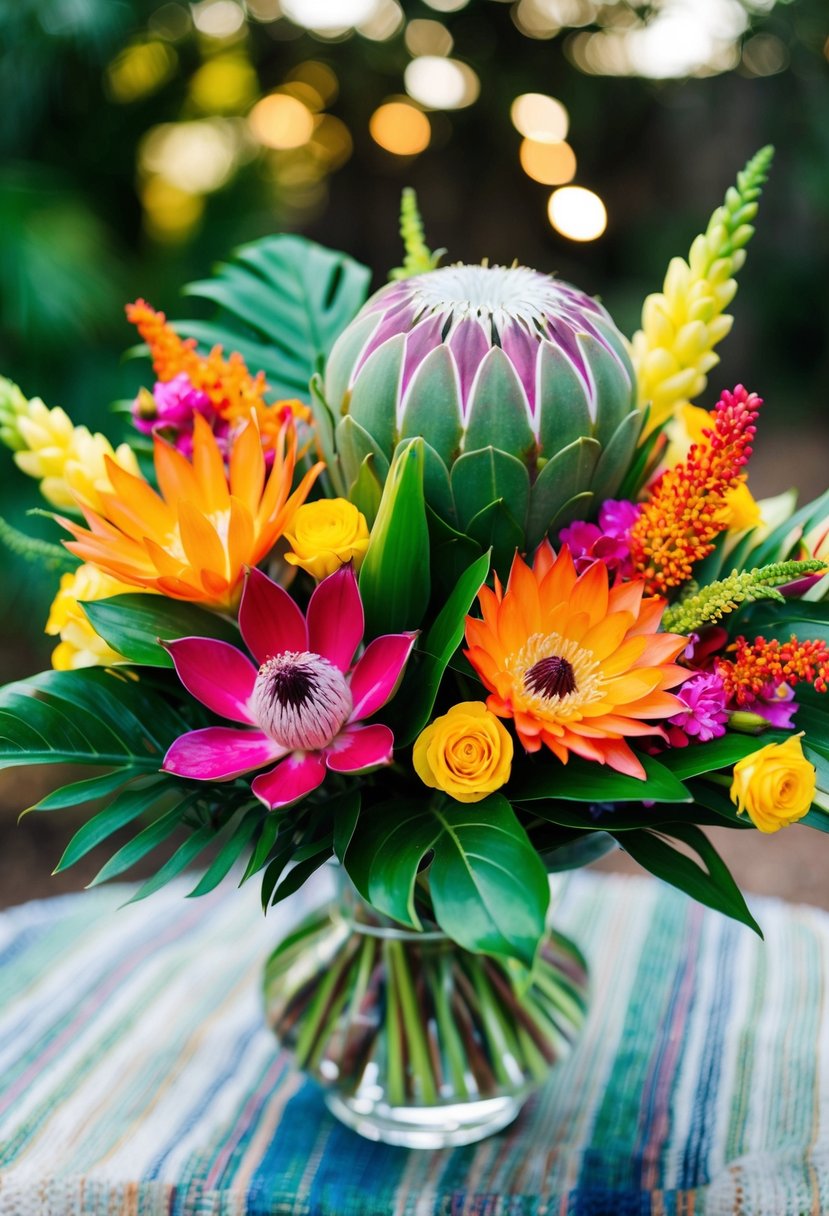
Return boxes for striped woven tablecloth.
[1,870,828,1216]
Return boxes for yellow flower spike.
[730,734,816,833]
[46,563,137,670]
[4,385,140,513]
[631,147,773,436]
[284,498,370,581]
[413,702,513,804]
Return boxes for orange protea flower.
[58,415,322,608]
[630,385,761,596]
[464,543,689,779]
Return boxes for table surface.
[1,868,828,1216]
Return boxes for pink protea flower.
[162,565,416,809]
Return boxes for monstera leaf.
[177,235,372,399]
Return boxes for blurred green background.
[1,0,828,679]
[1,0,827,909]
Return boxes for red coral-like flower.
[629,385,761,595]
[718,635,829,705]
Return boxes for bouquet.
[3,146,829,1146]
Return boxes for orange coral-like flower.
[464,543,689,779]
[719,635,829,705]
[630,385,761,596]
[59,414,322,608]
[126,300,310,449]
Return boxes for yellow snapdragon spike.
[45,563,136,670]
[631,147,773,437]
[0,379,139,512]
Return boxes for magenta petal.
[163,727,285,781]
[239,567,308,666]
[252,752,326,810]
[164,637,258,724]
[448,318,490,412]
[307,564,364,672]
[326,724,393,774]
[348,632,417,721]
[499,321,540,417]
[401,314,445,397]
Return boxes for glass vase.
[263,870,589,1149]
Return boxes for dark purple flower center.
[524,656,577,699]
[263,660,317,710]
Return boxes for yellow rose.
[46,563,137,670]
[413,702,513,804]
[730,733,816,833]
[283,498,370,581]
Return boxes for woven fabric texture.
[1,869,828,1216]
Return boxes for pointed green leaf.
[346,334,404,457]
[359,438,430,638]
[614,824,762,936]
[89,795,202,886]
[179,234,371,399]
[536,343,593,459]
[400,346,463,466]
[84,595,241,668]
[581,334,636,447]
[463,348,535,458]
[526,438,601,545]
[590,409,643,502]
[128,825,216,903]
[335,413,390,494]
[450,446,530,533]
[391,549,491,747]
[510,752,692,803]
[465,500,523,577]
[27,768,141,814]
[348,454,383,528]
[188,810,263,897]
[54,778,182,872]
[346,794,550,967]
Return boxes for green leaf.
[26,767,142,814]
[509,752,692,804]
[526,438,601,546]
[525,797,744,833]
[656,734,782,781]
[614,823,762,936]
[332,789,361,864]
[464,500,523,577]
[54,777,183,872]
[450,447,529,534]
[84,595,241,668]
[178,235,371,400]
[749,487,829,566]
[0,669,182,772]
[127,825,216,903]
[88,794,202,886]
[743,601,829,645]
[345,794,550,967]
[359,438,430,638]
[188,810,263,897]
[348,454,383,529]
[392,549,491,748]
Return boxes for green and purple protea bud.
[324,263,641,551]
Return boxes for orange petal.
[580,612,635,662]
[608,580,645,617]
[626,597,665,638]
[602,669,664,705]
[532,539,556,580]
[619,691,686,719]
[569,559,609,626]
[229,421,265,516]
[596,635,648,677]
[177,500,228,578]
[154,436,201,506]
[192,415,230,514]
[103,457,174,535]
[226,496,256,580]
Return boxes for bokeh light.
[189,54,258,112]
[547,186,607,241]
[422,0,469,11]
[141,177,205,243]
[404,57,480,109]
[140,120,242,192]
[357,0,405,40]
[510,93,569,141]
[405,19,453,57]
[106,41,178,103]
[520,138,576,185]
[309,114,353,169]
[191,0,246,38]
[287,61,339,106]
[249,93,316,149]
[281,0,380,32]
[370,101,431,155]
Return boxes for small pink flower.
[665,670,729,748]
[559,499,640,578]
[162,565,416,809]
[132,373,229,457]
